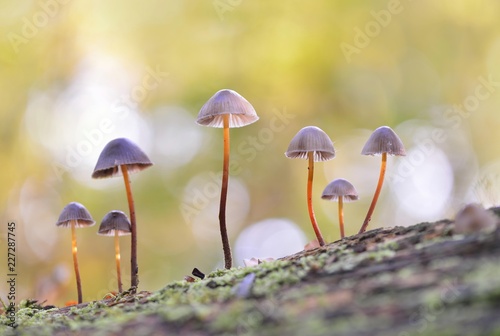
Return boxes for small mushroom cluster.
[54,87,407,304]
[56,138,152,303]
[285,125,406,244]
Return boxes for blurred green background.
[1,0,500,306]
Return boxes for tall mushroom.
[97,210,131,293]
[56,202,95,304]
[92,138,153,290]
[321,178,359,239]
[285,126,335,246]
[196,89,259,269]
[358,126,406,234]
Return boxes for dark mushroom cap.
[285,126,335,162]
[196,89,259,128]
[56,202,95,228]
[92,138,153,179]
[97,210,132,236]
[321,178,359,202]
[361,126,406,156]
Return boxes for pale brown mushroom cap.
[92,138,153,179]
[285,126,335,162]
[361,126,406,156]
[454,203,497,234]
[56,202,95,228]
[196,89,259,128]
[97,210,132,236]
[321,178,359,202]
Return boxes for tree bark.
[5,208,500,336]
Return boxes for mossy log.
[2,208,500,336]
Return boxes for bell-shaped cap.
[92,138,153,179]
[285,126,335,162]
[196,89,259,128]
[321,178,359,202]
[361,126,406,156]
[56,202,95,228]
[97,210,132,236]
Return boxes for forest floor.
[2,207,500,336]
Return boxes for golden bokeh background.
[1,0,500,306]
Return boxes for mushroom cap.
[56,202,95,228]
[285,126,335,162]
[361,126,406,156]
[92,138,153,179]
[196,89,259,128]
[454,203,497,234]
[321,178,359,202]
[97,210,132,236]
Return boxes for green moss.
[463,260,500,305]
[210,301,256,333]
[4,218,500,335]
[281,284,328,301]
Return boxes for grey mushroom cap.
[97,210,132,236]
[285,126,335,162]
[321,178,359,202]
[56,202,95,228]
[196,89,259,128]
[361,126,406,156]
[92,138,153,179]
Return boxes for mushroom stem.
[219,114,232,269]
[71,220,83,304]
[338,196,345,239]
[307,152,325,246]
[114,230,123,293]
[121,165,138,290]
[359,152,387,234]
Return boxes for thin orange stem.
[338,197,345,239]
[115,231,123,293]
[359,152,387,234]
[121,165,138,291]
[219,114,232,269]
[71,220,82,304]
[307,152,325,246]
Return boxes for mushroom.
[321,178,359,239]
[454,203,497,234]
[358,126,406,234]
[56,202,95,304]
[92,138,153,290]
[196,89,259,269]
[97,210,132,293]
[285,126,335,246]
